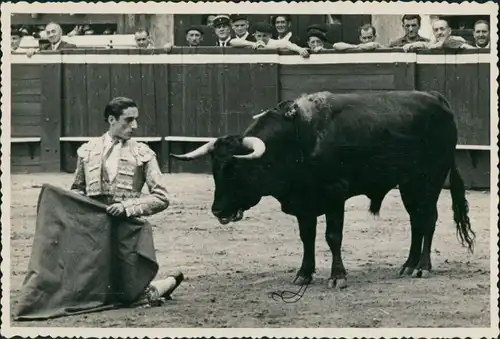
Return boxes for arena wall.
[9,48,492,189]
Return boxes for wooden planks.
[280,63,397,100]
[40,62,62,172]
[10,50,492,189]
[416,55,490,146]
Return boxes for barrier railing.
[9,48,493,188]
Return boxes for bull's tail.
[449,156,476,253]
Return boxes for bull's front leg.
[325,202,348,289]
[292,215,317,286]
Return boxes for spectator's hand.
[26,48,37,58]
[402,43,414,52]
[163,43,173,53]
[358,42,379,50]
[253,41,266,49]
[298,47,310,58]
[106,203,125,217]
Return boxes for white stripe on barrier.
[11,137,41,143]
[165,136,217,142]
[10,52,491,65]
[417,53,490,64]
[59,136,162,142]
[456,144,491,151]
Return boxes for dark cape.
[14,184,159,321]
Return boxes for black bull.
[171,90,476,289]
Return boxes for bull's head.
[170,136,267,225]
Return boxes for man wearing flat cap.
[230,14,256,42]
[230,21,309,58]
[163,25,205,51]
[185,25,204,47]
[213,15,233,47]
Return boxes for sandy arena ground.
[8,173,493,328]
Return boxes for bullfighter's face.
[108,106,139,141]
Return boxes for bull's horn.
[170,139,216,161]
[233,137,266,160]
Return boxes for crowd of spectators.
[11,14,491,59]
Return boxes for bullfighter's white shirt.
[103,132,122,182]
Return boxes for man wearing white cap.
[213,15,234,47]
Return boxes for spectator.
[185,26,204,47]
[204,14,217,28]
[389,15,430,47]
[230,14,256,42]
[271,15,301,45]
[230,22,309,58]
[403,19,475,51]
[164,25,204,51]
[306,24,333,48]
[306,29,328,53]
[473,20,490,48]
[332,24,384,51]
[134,28,154,49]
[213,15,233,47]
[40,22,77,51]
[11,27,27,52]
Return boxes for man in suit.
[212,15,233,47]
[39,22,77,51]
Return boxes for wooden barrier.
[9,48,493,189]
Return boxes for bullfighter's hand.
[106,203,125,216]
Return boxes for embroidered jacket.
[70,134,170,218]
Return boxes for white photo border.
[1,1,498,338]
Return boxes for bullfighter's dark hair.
[401,14,422,25]
[104,97,137,122]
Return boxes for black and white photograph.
[1,1,498,337]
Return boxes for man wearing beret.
[185,25,205,47]
[306,24,333,49]
[230,14,256,42]
[306,29,328,53]
[230,21,309,58]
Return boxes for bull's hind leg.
[292,215,317,285]
[398,169,448,278]
[325,202,347,289]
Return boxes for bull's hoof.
[411,269,430,278]
[399,266,415,276]
[327,277,347,290]
[292,275,312,286]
